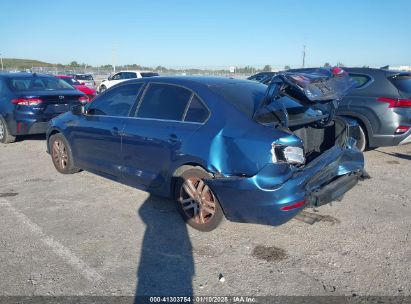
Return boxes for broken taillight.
[271,144,305,165]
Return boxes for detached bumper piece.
[307,170,369,207]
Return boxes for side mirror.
[81,82,86,85]
[71,104,85,115]
[107,76,112,81]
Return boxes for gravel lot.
[0,136,410,297]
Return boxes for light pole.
[302,45,306,68]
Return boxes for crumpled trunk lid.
[254,67,356,128]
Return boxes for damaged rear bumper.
[206,144,366,226]
[308,170,369,207]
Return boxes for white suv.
[98,71,159,92]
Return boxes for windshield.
[389,75,411,94]
[60,77,81,86]
[7,76,75,91]
[75,75,93,80]
[210,82,267,117]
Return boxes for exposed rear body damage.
[206,117,366,226]
[205,69,366,226]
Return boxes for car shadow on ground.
[375,149,411,161]
[16,134,47,142]
[135,194,194,299]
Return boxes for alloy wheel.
[179,177,217,224]
[51,139,69,170]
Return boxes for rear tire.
[356,125,367,152]
[49,133,80,174]
[0,116,16,144]
[99,85,107,93]
[174,168,224,232]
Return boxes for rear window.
[210,82,267,117]
[6,77,74,91]
[140,72,159,78]
[389,75,411,94]
[75,74,93,80]
[248,73,273,83]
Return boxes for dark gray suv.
[249,68,411,151]
[338,68,411,150]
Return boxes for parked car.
[250,68,411,151]
[98,70,159,93]
[72,74,96,90]
[46,70,366,231]
[56,75,96,100]
[0,72,88,144]
[336,68,411,150]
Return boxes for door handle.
[112,127,121,136]
[168,134,180,144]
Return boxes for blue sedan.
[46,70,366,231]
[0,72,88,143]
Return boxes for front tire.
[0,116,16,144]
[49,133,80,174]
[174,168,224,232]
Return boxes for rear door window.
[87,83,143,116]
[136,83,192,121]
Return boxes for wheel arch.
[170,162,211,197]
[47,128,62,152]
[339,113,374,147]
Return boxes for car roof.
[0,72,56,78]
[117,70,156,73]
[123,76,254,87]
